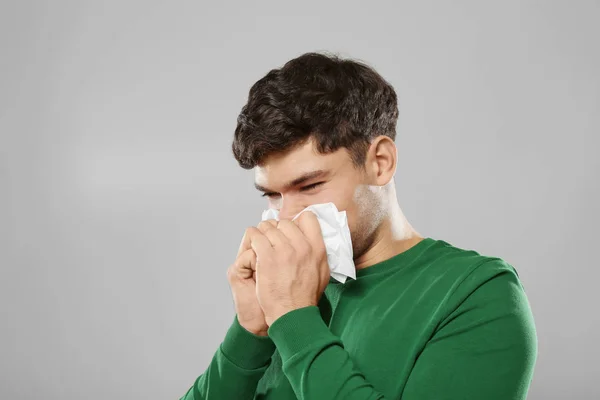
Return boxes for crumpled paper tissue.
[261,202,356,283]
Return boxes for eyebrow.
[254,169,329,194]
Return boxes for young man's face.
[254,138,384,258]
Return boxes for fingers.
[276,219,307,245]
[261,219,278,228]
[244,226,274,258]
[237,229,250,257]
[237,219,277,257]
[230,248,257,279]
[294,211,324,249]
[257,220,290,247]
[232,226,274,279]
[235,214,322,274]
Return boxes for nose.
[278,198,305,221]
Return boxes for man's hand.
[226,220,278,336]
[248,211,330,326]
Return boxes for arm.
[402,261,537,399]
[268,306,386,399]
[180,315,275,400]
[266,261,537,400]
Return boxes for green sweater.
[181,237,537,399]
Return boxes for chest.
[254,285,442,399]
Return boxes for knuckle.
[277,220,291,231]
[299,211,314,221]
[257,221,273,231]
[231,257,244,271]
[282,244,297,260]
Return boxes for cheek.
[345,204,362,238]
[323,185,363,229]
[351,185,375,213]
[346,185,378,230]
[314,185,356,214]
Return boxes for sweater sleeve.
[180,315,276,400]
[401,261,538,399]
[268,306,386,399]
[266,260,537,400]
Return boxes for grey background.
[1,1,598,399]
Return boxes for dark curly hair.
[232,52,399,169]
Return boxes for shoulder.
[420,238,522,295]
[422,238,534,329]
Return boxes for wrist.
[267,306,336,363]
[237,320,269,336]
[221,315,276,370]
[266,302,315,326]
[249,328,269,337]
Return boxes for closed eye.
[261,182,325,198]
[300,182,325,192]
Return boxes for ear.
[365,136,397,186]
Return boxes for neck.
[353,198,424,270]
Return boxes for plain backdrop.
[1,1,598,399]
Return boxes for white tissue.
[261,202,356,283]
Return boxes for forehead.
[254,139,350,186]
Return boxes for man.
[181,52,537,399]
